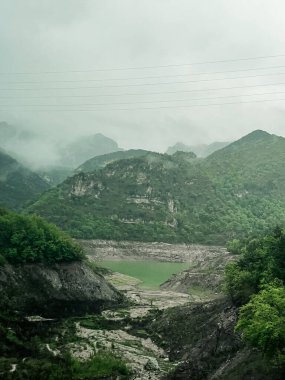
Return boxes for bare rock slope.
[0,261,124,316]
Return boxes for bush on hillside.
[0,208,84,264]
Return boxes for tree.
[236,285,285,361]
[0,209,84,264]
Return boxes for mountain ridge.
[27,130,285,244]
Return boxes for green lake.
[97,260,190,289]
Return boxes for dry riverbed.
[64,240,233,379]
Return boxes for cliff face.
[0,261,124,317]
[151,298,283,380]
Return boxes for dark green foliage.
[0,354,129,379]
[0,150,49,210]
[226,239,243,254]
[0,311,129,380]
[28,130,285,244]
[225,227,285,305]
[0,208,84,264]
[76,149,152,173]
[225,228,285,363]
[236,285,285,360]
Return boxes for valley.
[36,242,230,380]
[1,1,285,377]
[0,128,284,379]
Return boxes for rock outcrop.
[150,298,283,380]
[0,261,124,316]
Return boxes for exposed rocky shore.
[78,239,228,263]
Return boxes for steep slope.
[167,141,230,157]
[0,261,124,316]
[27,131,285,244]
[0,150,49,210]
[76,149,152,173]
[151,298,283,380]
[59,133,122,168]
[0,209,124,316]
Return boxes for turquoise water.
[97,260,189,289]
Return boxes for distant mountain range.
[0,122,123,170]
[166,141,231,157]
[58,133,123,168]
[27,130,285,244]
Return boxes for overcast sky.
[1,0,285,154]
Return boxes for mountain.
[36,166,74,186]
[0,122,124,170]
[0,150,49,210]
[76,149,153,173]
[59,133,123,168]
[204,130,285,196]
[166,141,230,157]
[27,130,285,244]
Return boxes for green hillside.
[76,149,152,173]
[0,208,83,264]
[27,131,285,244]
[0,150,49,210]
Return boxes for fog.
[1,0,285,167]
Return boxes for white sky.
[0,0,285,154]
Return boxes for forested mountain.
[27,130,285,244]
[76,149,153,173]
[166,140,230,157]
[0,150,49,210]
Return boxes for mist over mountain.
[28,130,285,244]
[0,150,49,210]
[0,121,123,171]
[166,141,231,157]
[76,149,153,173]
[58,133,123,168]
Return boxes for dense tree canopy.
[225,227,285,305]
[225,228,285,362]
[236,285,285,360]
[27,131,285,244]
[0,209,84,264]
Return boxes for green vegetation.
[225,227,285,305]
[0,354,129,380]
[0,311,129,380]
[225,227,285,363]
[236,285,285,360]
[27,130,285,244]
[0,208,83,264]
[0,150,49,210]
[97,260,190,288]
[76,149,152,173]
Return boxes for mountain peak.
[238,129,271,142]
